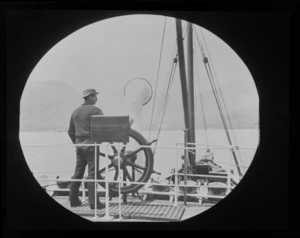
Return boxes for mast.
[175,19,189,131]
[176,19,242,177]
[175,19,196,169]
[186,22,196,168]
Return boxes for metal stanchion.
[118,143,122,220]
[93,142,98,219]
[184,129,188,206]
[174,144,179,206]
[197,180,202,205]
[81,180,86,202]
[102,144,113,220]
[227,149,232,195]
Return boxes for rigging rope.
[194,45,209,146]
[154,22,188,139]
[149,21,188,147]
[194,28,235,137]
[148,17,167,141]
[198,27,245,168]
[226,81,245,166]
[149,18,179,141]
[151,57,175,136]
[153,58,178,154]
[193,26,244,176]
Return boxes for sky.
[26,14,258,116]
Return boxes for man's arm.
[93,107,104,116]
[129,117,134,126]
[68,116,76,144]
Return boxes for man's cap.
[82,89,99,98]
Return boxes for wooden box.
[91,116,130,143]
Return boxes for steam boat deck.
[53,195,212,222]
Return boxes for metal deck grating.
[61,200,185,221]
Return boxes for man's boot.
[87,181,105,210]
[69,180,82,207]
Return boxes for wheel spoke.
[126,147,144,157]
[127,161,146,171]
[121,143,127,154]
[133,167,144,174]
[128,164,143,175]
[114,168,119,180]
[132,165,135,181]
[123,167,133,182]
[123,169,127,186]
[111,144,118,155]
[99,163,114,174]
[98,151,114,160]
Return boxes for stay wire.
[194,27,237,160]
[195,26,242,151]
[150,20,178,140]
[152,59,175,136]
[195,27,244,174]
[199,27,244,167]
[205,61,245,168]
[194,26,226,137]
[193,45,209,146]
[203,57,245,176]
[150,21,187,142]
[148,17,167,141]
[154,21,187,137]
[153,60,178,154]
[199,28,240,134]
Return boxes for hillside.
[20,80,82,132]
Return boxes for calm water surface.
[19,129,259,181]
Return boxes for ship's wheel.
[98,129,154,194]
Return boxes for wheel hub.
[125,151,137,162]
[112,155,125,167]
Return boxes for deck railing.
[22,142,256,221]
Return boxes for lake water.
[19,129,259,181]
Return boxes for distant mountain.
[142,78,259,130]
[20,79,259,132]
[20,80,82,132]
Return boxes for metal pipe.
[176,173,230,179]
[139,191,227,199]
[23,142,256,150]
[40,178,234,188]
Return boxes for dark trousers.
[69,140,103,204]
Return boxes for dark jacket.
[68,102,104,144]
